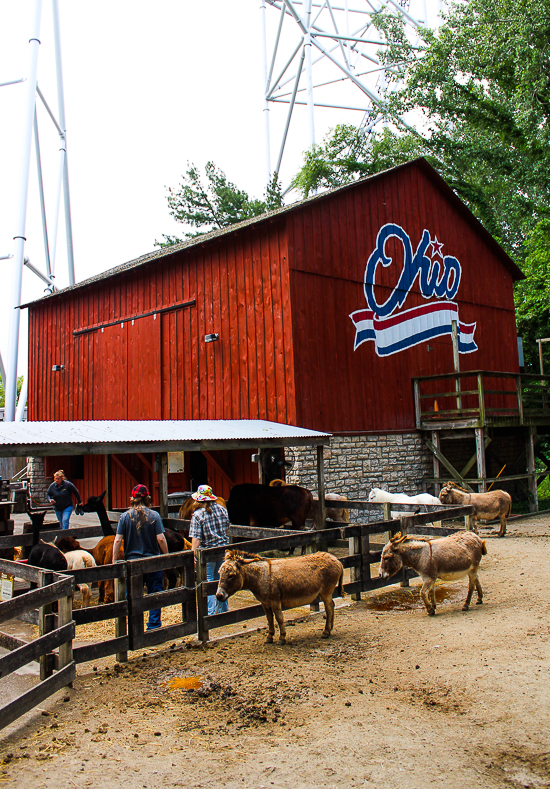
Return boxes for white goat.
[64,549,96,607]
[368,488,442,524]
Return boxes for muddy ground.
[1,515,549,789]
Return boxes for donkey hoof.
[427,609,436,617]
[266,636,274,644]
[278,638,286,645]
[462,605,469,611]
[321,631,330,639]
[498,531,506,538]
[476,599,483,606]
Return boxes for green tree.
[155,163,283,247]
[0,376,24,409]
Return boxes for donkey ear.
[391,531,402,543]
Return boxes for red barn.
[25,158,536,508]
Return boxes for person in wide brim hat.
[189,484,229,616]
[191,484,217,502]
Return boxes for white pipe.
[304,0,316,150]
[34,108,51,277]
[0,78,26,88]
[260,0,272,182]
[52,0,75,285]
[24,256,55,289]
[5,0,43,423]
[275,47,305,175]
[49,143,65,277]
[15,373,28,422]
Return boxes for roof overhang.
[0,420,331,458]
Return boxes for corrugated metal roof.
[19,158,523,310]
[0,419,330,457]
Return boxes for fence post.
[196,550,209,643]
[399,518,409,588]
[38,570,54,680]
[115,563,128,663]
[126,561,144,651]
[382,503,392,543]
[57,590,73,672]
[348,530,361,601]
[465,512,474,531]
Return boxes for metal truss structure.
[2,0,74,422]
[260,0,428,187]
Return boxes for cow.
[439,483,512,537]
[216,549,344,643]
[378,531,487,616]
[226,483,314,531]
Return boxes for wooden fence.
[0,559,75,731]
[0,501,473,729]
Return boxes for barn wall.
[287,162,520,433]
[28,221,296,427]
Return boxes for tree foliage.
[155,163,283,247]
[0,376,24,409]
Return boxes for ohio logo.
[349,223,478,357]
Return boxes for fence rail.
[0,501,474,728]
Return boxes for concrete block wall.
[27,457,49,504]
[286,432,433,501]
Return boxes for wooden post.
[38,570,54,681]
[382,502,392,544]
[159,453,168,519]
[516,375,524,426]
[316,445,326,531]
[196,550,209,643]
[114,566,128,663]
[527,430,538,513]
[399,518,409,587]
[413,379,421,429]
[57,592,73,670]
[465,512,474,531]
[104,455,112,511]
[348,532,361,601]
[475,427,487,493]
[126,561,144,651]
[451,320,462,413]
[431,431,441,496]
[477,372,486,427]
[538,339,544,376]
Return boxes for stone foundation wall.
[286,432,433,501]
[27,457,49,504]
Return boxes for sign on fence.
[0,572,14,601]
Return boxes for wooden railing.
[0,559,75,731]
[413,370,550,428]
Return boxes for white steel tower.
[260,0,428,187]
[2,0,75,422]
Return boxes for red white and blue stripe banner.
[349,301,478,357]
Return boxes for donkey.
[379,531,487,616]
[439,482,512,537]
[216,550,345,644]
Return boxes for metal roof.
[0,419,331,457]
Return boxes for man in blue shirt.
[47,470,82,530]
[113,484,168,630]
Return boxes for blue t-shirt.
[116,508,165,560]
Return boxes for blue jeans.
[55,506,73,530]
[207,560,229,616]
[145,570,164,630]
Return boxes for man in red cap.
[113,484,168,630]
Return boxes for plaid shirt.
[189,503,229,549]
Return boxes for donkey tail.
[481,540,488,556]
[337,564,346,598]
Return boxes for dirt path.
[1,516,550,789]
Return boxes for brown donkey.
[379,531,487,616]
[216,550,344,644]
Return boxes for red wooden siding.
[28,159,520,449]
[287,164,519,432]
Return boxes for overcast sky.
[0,0,432,378]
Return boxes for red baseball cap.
[131,484,150,498]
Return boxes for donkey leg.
[475,575,483,605]
[263,605,275,643]
[463,574,476,610]
[498,515,507,538]
[472,517,479,535]
[274,606,287,644]
[321,594,335,637]
[421,580,436,615]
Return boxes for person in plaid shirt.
[189,485,230,615]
